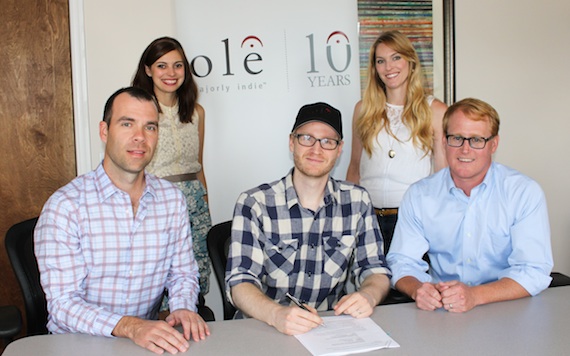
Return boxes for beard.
[292,151,336,179]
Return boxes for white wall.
[82,0,176,165]
[79,0,238,318]
[454,0,570,276]
[78,0,570,320]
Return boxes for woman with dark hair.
[133,37,212,300]
[346,31,448,252]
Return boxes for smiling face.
[100,92,159,182]
[290,121,343,180]
[374,42,411,92]
[145,50,185,104]
[444,110,499,195]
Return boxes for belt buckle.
[376,208,396,217]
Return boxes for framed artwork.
[357,0,455,104]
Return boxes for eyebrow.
[116,117,134,123]
[376,51,400,59]
[156,61,184,65]
[116,116,158,126]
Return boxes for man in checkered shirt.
[35,87,209,354]
[226,102,391,335]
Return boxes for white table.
[4,286,569,355]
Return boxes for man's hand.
[334,274,389,317]
[413,282,443,311]
[436,281,477,313]
[166,309,210,342]
[269,304,323,335]
[113,316,190,354]
[333,291,375,318]
[231,283,323,335]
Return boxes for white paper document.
[294,315,400,355]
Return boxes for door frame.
[69,0,92,175]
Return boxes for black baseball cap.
[291,102,343,139]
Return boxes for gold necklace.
[386,103,403,159]
[387,121,403,159]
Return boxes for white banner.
[174,0,361,222]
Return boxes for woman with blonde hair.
[346,30,447,252]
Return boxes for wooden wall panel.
[0,0,75,340]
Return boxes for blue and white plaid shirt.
[226,169,391,311]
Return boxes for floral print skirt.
[160,179,212,312]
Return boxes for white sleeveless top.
[359,96,434,208]
[146,102,201,178]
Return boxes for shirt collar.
[94,163,157,202]
[481,162,495,187]
[445,162,495,195]
[284,168,338,210]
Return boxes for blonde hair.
[357,31,432,157]
[443,98,500,136]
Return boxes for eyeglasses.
[446,135,495,149]
[292,134,340,150]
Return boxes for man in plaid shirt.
[226,102,391,335]
[35,87,209,354]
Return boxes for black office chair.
[5,217,47,336]
[196,295,215,321]
[6,216,215,337]
[549,272,570,288]
[379,231,414,305]
[155,290,215,322]
[0,305,22,347]
[206,221,236,320]
[380,289,413,305]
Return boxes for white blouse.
[359,97,434,208]
[146,102,201,178]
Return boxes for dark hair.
[132,36,198,123]
[102,87,158,125]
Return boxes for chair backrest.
[549,272,570,288]
[5,217,48,336]
[206,220,236,320]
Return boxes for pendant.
[388,149,396,159]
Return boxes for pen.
[285,292,310,311]
[285,292,325,327]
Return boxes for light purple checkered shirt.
[35,164,199,337]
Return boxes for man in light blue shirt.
[387,98,553,313]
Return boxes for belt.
[163,173,197,183]
[374,208,398,217]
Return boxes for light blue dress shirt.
[387,162,553,296]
